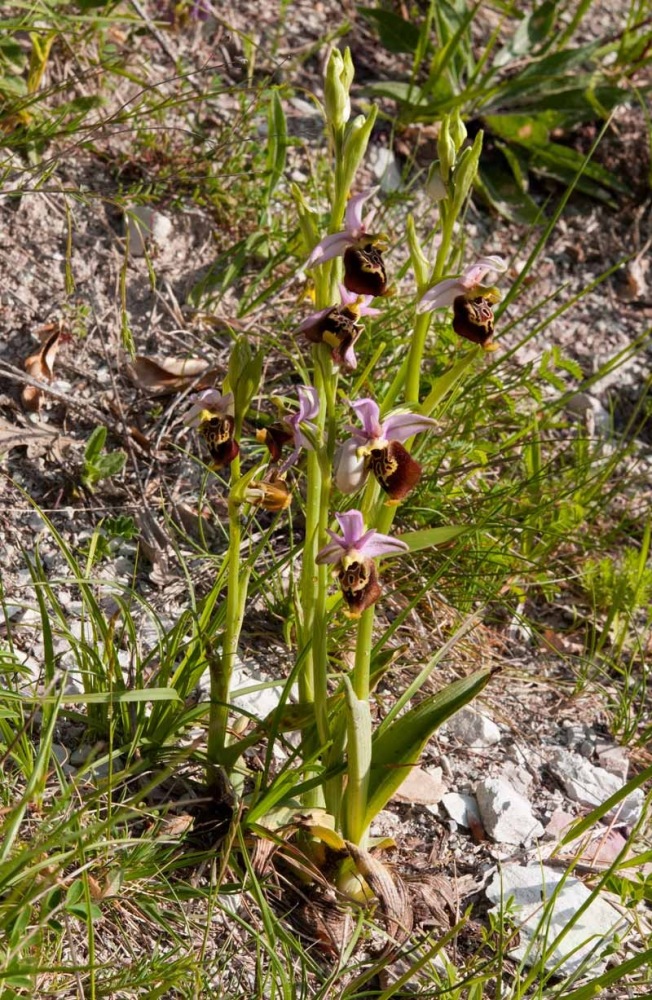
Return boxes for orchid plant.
[182,52,503,858]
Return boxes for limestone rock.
[476,777,543,845]
[486,864,629,975]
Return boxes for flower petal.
[339,340,358,370]
[307,232,353,267]
[184,389,232,426]
[297,385,320,422]
[297,306,333,332]
[316,540,347,564]
[334,509,365,548]
[351,398,382,439]
[334,439,368,493]
[344,188,378,236]
[461,255,507,287]
[382,410,437,443]
[357,298,382,318]
[417,278,464,313]
[357,531,409,559]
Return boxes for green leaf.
[358,80,430,108]
[420,350,480,417]
[398,526,466,553]
[527,141,629,195]
[477,159,542,225]
[266,88,287,199]
[493,0,559,67]
[27,688,181,706]
[84,426,107,464]
[483,113,553,147]
[94,450,126,478]
[358,7,421,53]
[365,667,495,826]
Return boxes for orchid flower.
[307,189,390,297]
[184,388,233,427]
[257,385,320,470]
[335,398,436,501]
[297,284,381,370]
[184,388,239,469]
[316,509,408,616]
[417,255,507,348]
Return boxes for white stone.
[125,206,172,256]
[547,748,643,825]
[486,864,630,975]
[393,766,446,806]
[476,777,544,845]
[440,792,481,828]
[230,658,295,722]
[369,144,403,193]
[446,706,501,748]
[596,743,629,781]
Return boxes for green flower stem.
[404,311,433,406]
[207,455,249,765]
[352,604,374,703]
[404,204,456,406]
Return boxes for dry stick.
[0,363,113,428]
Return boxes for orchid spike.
[316,510,408,616]
[335,398,436,501]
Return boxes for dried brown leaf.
[346,842,413,957]
[22,326,66,412]
[0,414,72,460]
[128,356,221,396]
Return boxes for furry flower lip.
[184,389,239,469]
[256,385,319,471]
[335,398,437,502]
[307,189,391,297]
[297,283,380,370]
[416,255,507,349]
[316,509,408,616]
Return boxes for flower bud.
[437,116,456,182]
[325,48,353,133]
[451,130,483,215]
[406,214,429,292]
[341,106,378,197]
[450,109,467,151]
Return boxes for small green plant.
[80,427,127,492]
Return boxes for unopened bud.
[325,48,354,133]
[451,130,483,214]
[340,106,378,196]
[437,116,456,182]
[450,109,467,151]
